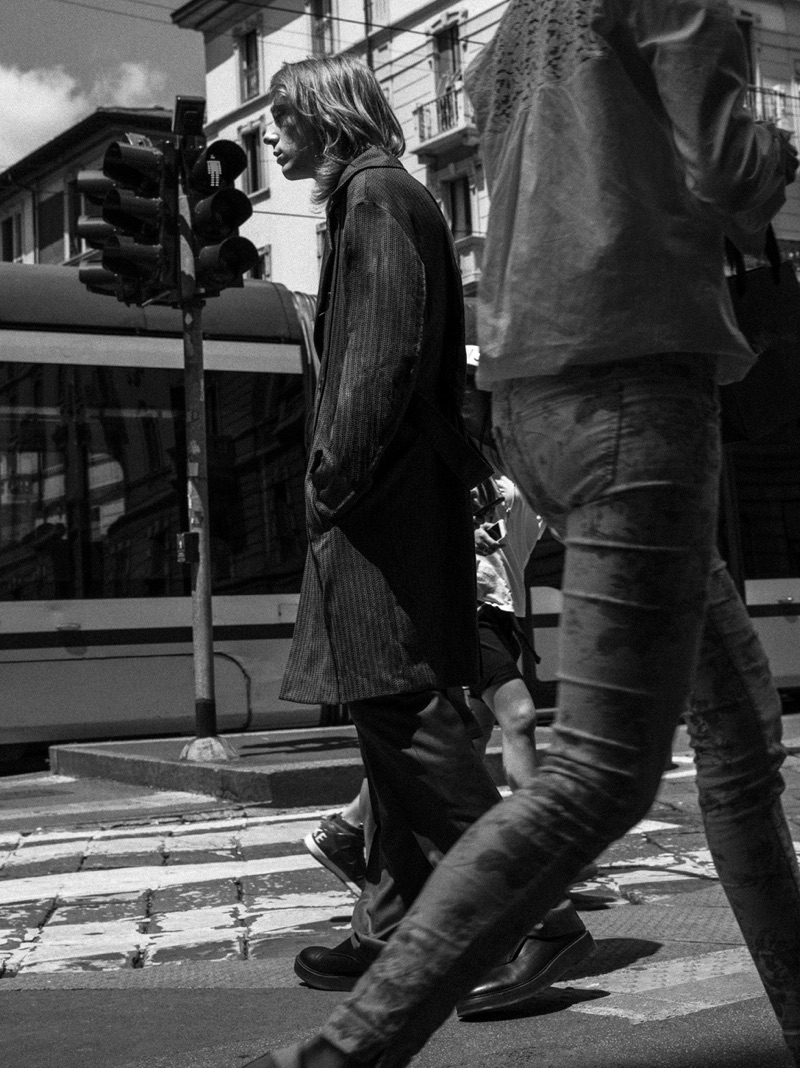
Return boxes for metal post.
[363,0,374,69]
[177,186,236,763]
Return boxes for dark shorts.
[470,604,523,699]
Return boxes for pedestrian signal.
[76,134,178,305]
[182,139,259,297]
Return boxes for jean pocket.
[533,383,624,513]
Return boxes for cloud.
[0,62,168,171]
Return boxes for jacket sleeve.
[309,197,426,523]
[631,0,790,250]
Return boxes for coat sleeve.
[630,0,790,250]
[309,197,427,524]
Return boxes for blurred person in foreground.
[262,54,588,1009]
[248,2,800,1066]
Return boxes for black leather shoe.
[294,936,371,991]
[456,928,596,1019]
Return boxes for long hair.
[268,55,405,205]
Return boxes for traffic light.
[76,134,178,305]
[182,139,259,297]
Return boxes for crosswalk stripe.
[556,947,763,1022]
[0,853,321,906]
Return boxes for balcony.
[413,84,479,160]
[746,84,800,144]
[454,234,484,293]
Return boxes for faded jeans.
[320,355,800,1066]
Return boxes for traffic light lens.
[103,142,164,193]
[103,238,161,280]
[194,188,253,241]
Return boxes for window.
[240,29,261,101]
[36,193,65,265]
[241,127,267,194]
[250,245,272,280]
[442,176,472,241]
[434,22,462,93]
[311,0,335,56]
[1,213,22,262]
[0,362,307,599]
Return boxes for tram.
[0,262,319,755]
[1,262,797,757]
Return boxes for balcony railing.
[413,84,478,157]
[746,84,800,144]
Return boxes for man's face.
[264,104,318,181]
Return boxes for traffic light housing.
[76,134,178,305]
[182,139,259,297]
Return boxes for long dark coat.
[280,148,483,704]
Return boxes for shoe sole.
[304,832,363,896]
[456,930,596,1019]
[294,955,361,992]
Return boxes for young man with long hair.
[259,51,589,1020]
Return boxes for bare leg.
[340,784,366,830]
[483,677,538,790]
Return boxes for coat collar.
[327,147,404,215]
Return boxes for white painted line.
[603,850,718,880]
[557,947,764,1022]
[627,819,680,834]
[0,853,320,906]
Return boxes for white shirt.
[475,476,546,616]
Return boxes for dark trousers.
[348,690,501,957]
[348,689,580,957]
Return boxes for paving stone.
[0,839,89,880]
[9,918,143,973]
[144,928,244,964]
[11,944,138,973]
[0,901,54,930]
[0,930,26,953]
[237,821,314,848]
[164,850,239,866]
[84,836,164,857]
[48,891,149,926]
[82,852,165,870]
[17,829,90,847]
[0,855,84,880]
[163,831,239,854]
[240,866,349,901]
[239,840,307,861]
[150,880,239,914]
[245,903,354,940]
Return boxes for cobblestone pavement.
[2,735,800,1036]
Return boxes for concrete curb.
[50,746,365,807]
[49,732,506,807]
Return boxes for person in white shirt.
[470,473,545,789]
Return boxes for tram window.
[0,362,307,600]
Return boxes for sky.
[0,0,206,172]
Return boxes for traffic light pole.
[177,189,236,764]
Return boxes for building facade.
[0,108,173,269]
[171,0,800,297]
